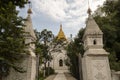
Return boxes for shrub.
[45,67,55,76]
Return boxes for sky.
[18,0,106,38]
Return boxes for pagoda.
[57,24,67,41]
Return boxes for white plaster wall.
[30,57,36,80]
[111,71,120,80]
[50,49,69,73]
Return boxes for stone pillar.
[28,55,36,80]
[82,50,112,80]
[82,13,112,80]
[3,55,37,80]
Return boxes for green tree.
[35,29,54,77]
[66,29,84,80]
[67,0,120,77]
[94,0,120,71]
[0,0,27,79]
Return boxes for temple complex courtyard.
[0,0,120,80]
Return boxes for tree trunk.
[0,75,2,80]
[47,61,50,76]
[36,55,40,80]
[43,62,46,77]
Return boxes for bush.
[37,71,44,80]
[45,67,55,76]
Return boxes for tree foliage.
[35,29,53,61]
[94,0,120,71]
[66,1,120,79]
[35,29,54,77]
[66,29,84,80]
[0,0,27,78]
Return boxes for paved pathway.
[45,73,76,80]
[44,74,56,80]
[53,73,67,80]
[64,73,76,80]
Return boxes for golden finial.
[87,0,92,15]
[27,1,32,14]
[60,24,62,29]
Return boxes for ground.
[45,73,76,80]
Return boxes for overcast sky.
[19,0,106,38]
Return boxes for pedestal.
[82,49,112,80]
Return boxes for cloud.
[30,0,105,37]
[32,0,69,21]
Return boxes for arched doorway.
[59,59,63,67]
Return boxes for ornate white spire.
[24,1,36,40]
[83,0,103,38]
[82,0,103,50]
[84,15,103,36]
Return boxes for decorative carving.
[88,71,91,80]
[95,72,106,80]
[94,61,104,70]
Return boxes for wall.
[3,55,37,80]
[111,70,120,80]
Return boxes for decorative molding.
[94,61,104,70]
[95,72,106,80]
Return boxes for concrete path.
[64,73,77,80]
[45,73,77,80]
[53,73,67,80]
[44,74,56,80]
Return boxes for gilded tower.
[49,24,69,73]
[57,24,67,41]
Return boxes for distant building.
[47,24,69,73]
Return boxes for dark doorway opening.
[59,59,63,67]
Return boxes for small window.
[23,40,25,44]
[59,59,63,67]
[93,39,97,45]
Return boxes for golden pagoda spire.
[57,24,67,41]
